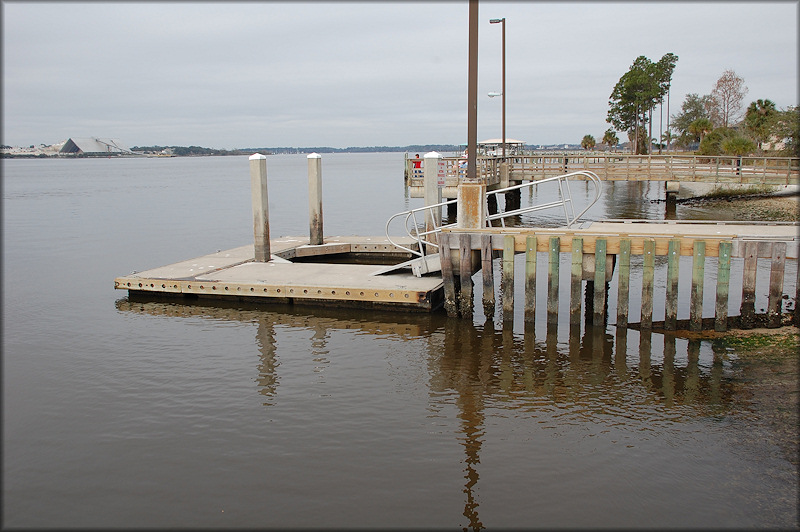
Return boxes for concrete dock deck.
[114,236,445,311]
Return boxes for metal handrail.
[384,199,459,258]
[385,170,603,259]
[486,170,603,228]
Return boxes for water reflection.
[600,180,666,220]
[255,316,279,404]
[117,296,736,529]
[425,318,732,529]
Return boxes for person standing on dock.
[410,154,423,184]
[458,148,468,178]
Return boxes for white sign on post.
[437,159,446,187]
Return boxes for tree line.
[131,145,247,156]
[580,54,798,158]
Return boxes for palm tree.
[722,136,756,175]
[744,99,777,149]
[581,134,596,150]
[688,118,714,145]
[722,136,756,156]
[660,130,675,152]
[602,129,619,151]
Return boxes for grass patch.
[715,331,799,367]
[717,332,798,351]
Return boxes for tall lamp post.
[489,17,505,158]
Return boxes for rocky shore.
[678,191,800,222]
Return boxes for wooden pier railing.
[406,154,800,198]
[437,225,799,332]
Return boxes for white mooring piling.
[423,151,443,239]
[308,153,323,246]
[249,153,270,261]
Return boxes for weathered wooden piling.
[436,223,797,331]
[740,241,758,328]
[439,232,458,317]
[796,261,800,327]
[502,235,515,322]
[307,153,323,246]
[524,236,537,323]
[616,239,631,328]
[641,239,655,329]
[690,241,705,331]
[570,238,583,325]
[768,242,786,328]
[547,237,560,324]
[715,241,732,331]
[459,234,474,316]
[593,238,607,326]
[481,234,495,319]
[665,239,680,330]
[249,153,270,261]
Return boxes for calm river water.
[3,154,797,529]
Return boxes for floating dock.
[114,235,445,311]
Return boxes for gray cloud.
[2,1,796,148]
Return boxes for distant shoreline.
[2,143,593,158]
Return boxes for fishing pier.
[405,153,800,198]
[115,152,799,331]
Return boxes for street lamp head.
[488,92,502,97]
[489,18,505,23]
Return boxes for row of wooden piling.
[438,229,799,331]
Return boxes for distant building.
[477,138,526,156]
[60,138,133,155]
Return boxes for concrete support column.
[423,151,443,236]
[457,181,486,229]
[250,153,270,261]
[499,161,510,188]
[308,153,323,245]
[665,181,679,218]
[455,180,486,276]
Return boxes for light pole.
[489,17,505,158]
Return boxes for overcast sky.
[2,1,797,149]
